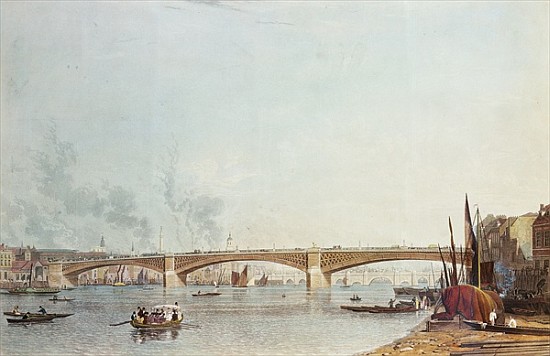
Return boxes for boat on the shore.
[340,305,418,313]
[511,307,537,316]
[6,315,55,324]
[3,312,73,318]
[397,300,415,307]
[463,319,550,336]
[113,282,126,287]
[191,291,221,297]
[394,286,439,302]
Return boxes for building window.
[545,232,550,247]
[536,235,543,248]
[544,260,550,270]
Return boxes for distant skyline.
[1,1,548,254]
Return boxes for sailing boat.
[232,265,249,288]
[257,273,268,287]
[341,276,351,288]
[8,263,60,294]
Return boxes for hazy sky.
[1,1,548,254]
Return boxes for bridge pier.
[306,247,332,289]
[47,263,77,288]
[163,254,186,288]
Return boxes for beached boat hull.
[463,320,550,336]
[511,307,537,316]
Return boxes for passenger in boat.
[388,299,395,308]
[171,309,179,321]
[38,306,47,315]
[489,309,497,326]
[197,290,201,295]
[52,295,58,301]
[507,317,517,328]
[131,311,136,321]
[12,306,20,315]
[22,312,30,319]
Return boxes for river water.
[0,284,430,355]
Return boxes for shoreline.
[356,314,550,355]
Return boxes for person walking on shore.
[489,309,497,326]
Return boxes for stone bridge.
[48,246,463,290]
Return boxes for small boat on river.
[192,291,221,297]
[49,296,74,302]
[340,305,418,313]
[130,304,183,329]
[6,315,55,324]
[3,312,73,318]
[463,320,550,336]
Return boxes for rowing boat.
[463,320,550,336]
[6,315,55,323]
[130,304,183,329]
[191,292,221,297]
[340,305,418,313]
[130,318,183,329]
[3,312,73,318]
[49,297,74,301]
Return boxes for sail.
[231,271,240,286]
[257,273,268,287]
[237,265,248,287]
[464,194,479,287]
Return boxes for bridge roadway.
[48,246,465,290]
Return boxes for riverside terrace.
[48,246,461,290]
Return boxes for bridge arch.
[367,277,393,285]
[173,252,307,276]
[320,250,456,274]
[51,257,165,286]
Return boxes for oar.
[181,322,200,328]
[109,320,131,326]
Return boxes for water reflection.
[131,329,180,344]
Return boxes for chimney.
[541,204,544,212]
